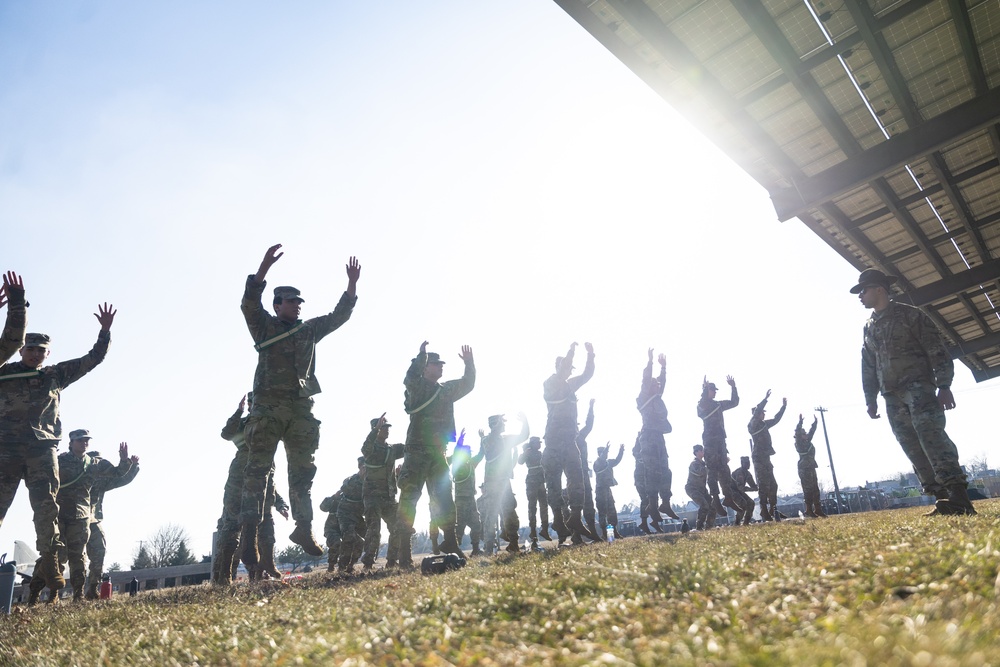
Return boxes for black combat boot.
[440,527,466,559]
[659,501,680,520]
[566,510,597,541]
[945,484,977,515]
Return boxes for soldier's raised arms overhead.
[231,244,361,578]
[1,271,27,363]
[0,301,116,604]
[636,349,678,530]
[747,389,787,521]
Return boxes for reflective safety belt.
[406,387,441,415]
[254,322,306,352]
[0,370,44,381]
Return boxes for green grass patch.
[3,501,999,666]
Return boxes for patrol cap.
[597,444,608,456]
[370,417,392,429]
[69,429,92,441]
[426,352,445,365]
[488,414,505,429]
[693,444,704,454]
[740,456,750,464]
[24,333,51,348]
[849,268,897,294]
[523,436,542,448]
[704,382,718,391]
[273,286,305,303]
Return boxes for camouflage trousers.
[86,521,106,585]
[798,463,820,509]
[884,381,967,495]
[634,461,650,520]
[0,442,61,554]
[581,463,596,528]
[454,493,482,550]
[752,456,778,511]
[323,512,341,569]
[336,501,365,570]
[218,444,249,533]
[241,399,320,525]
[638,430,673,519]
[397,444,456,536]
[480,476,518,551]
[685,482,713,529]
[595,485,618,533]
[57,516,90,592]
[362,494,401,567]
[542,432,586,522]
[524,475,548,539]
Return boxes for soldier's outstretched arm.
[345,256,360,298]
[0,271,27,363]
[254,244,283,283]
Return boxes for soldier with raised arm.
[576,398,602,541]
[231,244,360,575]
[543,342,598,543]
[84,448,140,599]
[697,375,752,522]
[360,414,405,570]
[637,349,678,527]
[518,436,550,550]
[396,341,475,567]
[685,444,712,530]
[730,456,757,525]
[451,429,484,556]
[793,414,825,518]
[747,390,786,521]
[0,302,116,603]
[593,442,625,540]
[480,414,528,554]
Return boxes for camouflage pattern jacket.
[90,457,140,524]
[862,301,954,404]
[241,276,356,403]
[732,467,758,492]
[404,351,475,448]
[576,403,594,475]
[361,426,404,499]
[593,448,624,489]
[57,452,132,521]
[636,361,671,434]
[483,420,529,483]
[518,446,544,485]
[686,458,707,489]
[221,408,249,450]
[0,330,110,443]
[543,350,594,440]
[747,398,785,458]
[697,385,739,442]
[337,473,364,519]
[794,421,819,470]
[0,284,26,363]
[451,446,484,497]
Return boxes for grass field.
[2,501,998,666]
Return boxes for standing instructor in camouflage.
[234,243,360,572]
[397,341,475,566]
[854,268,975,515]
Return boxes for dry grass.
[2,501,999,666]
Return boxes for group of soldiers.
[0,271,140,604]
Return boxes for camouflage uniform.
[85,454,140,598]
[747,396,785,521]
[543,347,594,540]
[862,301,967,500]
[0,281,26,363]
[636,360,674,523]
[320,492,343,571]
[794,417,823,517]
[336,468,366,573]
[697,383,751,517]
[593,445,624,538]
[396,348,475,565]
[575,403,601,540]
[630,435,652,532]
[360,420,404,569]
[54,449,132,598]
[451,440,484,555]
[684,450,712,530]
[517,439,548,542]
[0,329,110,594]
[481,417,528,554]
[239,277,356,549]
[730,458,757,525]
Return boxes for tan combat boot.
[288,522,324,557]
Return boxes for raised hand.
[867,403,880,420]
[346,256,361,297]
[459,345,473,363]
[584,342,594,355]
[782,397,787,406]
[420,340,429,355]
[238,395,247,413]
[119,442,129,461]
[726,375,736,387]
[129,455,140,465]
[657,353,666,366]
[374,412,387,432]
[95,303,117,331]
[648,347,654,362]
[765,389,771,399]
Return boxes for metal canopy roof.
[555,0,1000,381]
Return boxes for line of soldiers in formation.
[0,271,142,604]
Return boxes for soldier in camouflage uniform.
[451,429,484,556]
[85,448,140,599]
[793,414,825,518]
[730,456,757,525]
[543,342,597,543]
[518,436,550,548]
[0,271,27,363]
[360,414,404,570]
[684,445,712,530]
[1,302,116,603]
[636,350,678,528]
[44,431,132,602]
[214,395,289,584]
[854,268,976,515]
[235,245,360,573]
[336,457,366,574]
[697,376,752,521]
[480,413,528,554]
[747,390,786,521]
[593,443,625,540]
[320,490,343,572]
[631,434,655,534]
[575,399,602,542]
[396,341,475,567]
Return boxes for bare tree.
[132,524,193,568]
[965,453,989,478]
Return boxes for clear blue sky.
[2,1,996,567]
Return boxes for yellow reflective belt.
[254,321,307,352]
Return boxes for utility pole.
[815,407,846,514]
